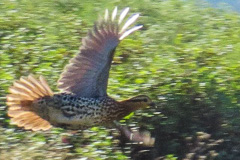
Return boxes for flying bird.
[6,7,154,144]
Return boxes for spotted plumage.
[6,7,154,133]
[35,93,119,129]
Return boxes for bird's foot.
[113,121,155,146]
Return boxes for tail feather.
[7,75,53,131]
[24,117,41,130]
[9,87,35,100]
[13,80,40,98]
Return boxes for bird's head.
[120,95,155,112]
[128,95,154,107]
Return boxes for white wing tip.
[102,7,142,40]
[119,25,143,40]
[112,6,118,21]
[119,7,130,24]
[105,9,109,21]
[120,13,140,34]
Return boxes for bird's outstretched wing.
[58,7,142,98]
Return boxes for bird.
[6,7,154,140]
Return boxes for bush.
[1,0,240,159]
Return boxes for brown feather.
[7,75,53,131]
[57,7,141,98]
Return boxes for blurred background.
[0,0,240,159]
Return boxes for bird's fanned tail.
[6,75,53,131]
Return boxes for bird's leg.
[113,121,155,146]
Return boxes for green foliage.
[1,0,240,159]
[166,154,178,160]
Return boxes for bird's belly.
[48,108,111,129]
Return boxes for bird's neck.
[114,99,144,120]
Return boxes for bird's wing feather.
[58,7,142,98]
